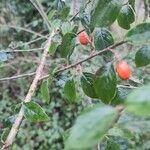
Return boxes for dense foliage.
[0,0,150,150]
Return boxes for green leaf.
[23,101,49,122]
[40,79,50,103]
[91,0,124,27]
[117,5,135,30]
[135,45,150,67]
[94,63,117,103]
[106,138,120,150]
[65,104,118,149]
[111,87,132,105]
[81,72,98,98]
[60,6,70,20]
[60,33,76,58]
[1,128,10,143]
[94,28,114,50]
[126,23,150,44]
[64,79,76,103]
[49,41,59,55]
[126,84,150,117]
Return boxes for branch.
[0,24,47,39]
[2,31,55,150]
[29,0,51,30]
[41,40,127,80]
[0,47,44,53]
[0,41,127,82]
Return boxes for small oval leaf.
[117,5,135,30]
[64,79,76,103]
[60,33,76,58]
[81,72,98,98]
[135,45,150,67]
[23,101,49,122]
[94,28,114,50]
[91,0,124,27]
[40,79,50,103]
[94,63,117,103]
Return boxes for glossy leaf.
[81,72,98,98]
[126,84,150,117]
[126,23,150,44]
[64,79,76,103]
[65,104,118,149]
[117,5,135,30]
[49,41,59,55]
[40,79,50,103]
[135,45,150,67]
[94,28,114,50]
[94,63,117,103]
[91,0,124,27]
[23,101,49,122]
[60,33,76,58]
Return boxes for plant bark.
[2,32,54,150]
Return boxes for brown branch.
[41,40,127,80]
[2,31,55,150]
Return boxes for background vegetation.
[0,0,150,150]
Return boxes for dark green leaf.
[81,72,98,98]
[60,33,76,58]
[40,79,50,103]
[91,0,124,27]
[94,63,117,103]
[94,28,114,50]
[65,104,118,149]
[64,79,76,103]
[106,138,120,150]
[126,84,150,117]
[126,23,150,44]
[135,45,150,67]
[23,101,49,122]
[117,5,135,30]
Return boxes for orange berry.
[79,31,91,45]
[116,61,132,80]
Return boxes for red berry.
[116,61,132,80]
[79,31,91,45]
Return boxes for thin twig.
[2,31,55,150]
[0,24,47,39]
[0,72,36,81]
[29,0,51,30]
[41,40,127,80]
[0,47,44,53]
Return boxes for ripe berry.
[116,61,132,80]
[79,31,91,45]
